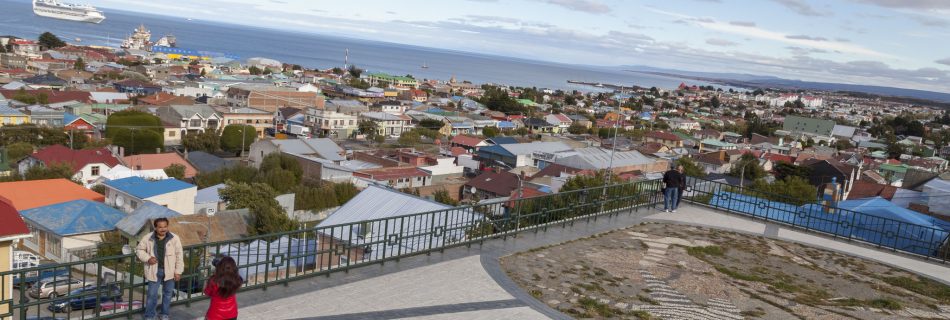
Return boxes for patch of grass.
[832,298,902,310]
[578,297,620,317]
[592,267,608,276]
[881,276,950,303]
[577,282,605,293]
[630,310,653,319]
[529,289,543,298]
[686,245,725,257]
[741,309,766,317]
[715,266,765,282]
[532,273,542,281]
[570,286,583,295]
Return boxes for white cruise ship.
[32,0,105,24]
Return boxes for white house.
[102,176,197,215]
[17,145,121,187]
[359,112,413,137]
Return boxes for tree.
[358,120,380,139]
[91,184,106,195]
[258,153,303,185]
[257,168,298,193]
[729,153,766,181]
[477,86,527,114]
[193,165,258,188]
[676,157,706,178]
[348,65,363,78]
[74,57,85,71]
[773,162,811,181]
[482,126,500,138]
[5,142,34,162]
[397,130,422,147]
[219,181,298,235]
[331,67,344,75]
[433,188,459,206]
[333,182,358,204]
[248,66,262,75]
[24,162,75,181]
[164,164,186,180]
[417,119,445,130]
[293,184,338,211]
[110,128,163,155]
[567,123,587,135]
[38,32,66,49]
[220,125,256,154]
[834,139,853,150]
[560,171,621,193]
[182,130,220,153]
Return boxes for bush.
[220,125,256,154]
[164,164,186,180]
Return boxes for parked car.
[47,283,123,313]
[98,300,142,312]
[28,276,88,299]
[13,265,69,288]
[25,317,66,320]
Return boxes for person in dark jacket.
[662,166,684,212]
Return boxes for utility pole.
[240,125,246,159]
[740,163,746,189]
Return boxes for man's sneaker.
[672,209,677,213]
[159,316,170,320]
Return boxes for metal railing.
[683,176,950,263]
[1,179,662,320]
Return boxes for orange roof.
[123,153,198,178]
[0,179,104,211]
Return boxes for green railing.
[1,179,663,319]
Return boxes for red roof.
[847,181,898,200]
[451,135,484,148]
[762,153,794,164]
[355,167,429,181]
[30,145,120,174]
[0,196,29,238]
[450,147,468,157]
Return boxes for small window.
[91,166,100,176]
[169,131,176,137]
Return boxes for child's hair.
[211,256,241,298]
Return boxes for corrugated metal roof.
[103,177,195,199]
[115,201,182,236]
[270,138,345,162]
[319,185,453,226]
[20,199,126,236]
[501,142,573,156]
[554,148,658,170]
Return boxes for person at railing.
[136,217,185,320]
[204,256,241,320]
[662,165,684,213]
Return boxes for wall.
[352,152,400,168]
[146,187,198,215]
[248,141,280,168]
[411,181,467,202]
[0,242,11,318]
[164,127,182,146]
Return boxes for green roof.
[366,72,417,83]
[870,150,888,158]
[879,163,909,174]
[700,139,735,147]
[516,99,538,106]
[672,132,695,141]
[723,131,743,137]
[782,115,834,136]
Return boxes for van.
[28,276,88,299]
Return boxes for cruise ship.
[32,0,105,24]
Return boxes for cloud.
[532,0,612,14]
[850,0,950,9]
[771,0,827,16]
[706,38,738,46]
[729,21,757,27]
[786,34,829,41]
[907,13,950,27]
[786,46,829,55]
[937,58,950,66]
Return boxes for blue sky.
[84,0,950,92]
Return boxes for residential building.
[18,200,125,262]
[154,104,223,142]
[307,109,358,138]
[783,115,835,137]
[215,106,273,138]
[103,177,197,214]
[17,145,121,186]
[138,92,196,106]
[644,131,683,148]
[551,148,669,174]
[0,196,30,313]
[123,152,198,179]
[477,141,574,169]
[0,105,29,126]
[464,170,521,201]
[364,72,418,88]
[20,105,64,127]
[184,151,236,174]
[544,114,573,132]
[353,167,431,189]
[112,79,162,95]
[226,85,325,112]
[248,138,345,168]
[668,118,701,131]
[0,179,105,211]
[359,112,412,137]
[450,135,488,154]
[699,139,738,152]
[115,201,182,248]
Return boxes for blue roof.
[477,144,515,158]
[488,136,518,144]
[196,183,226,204]
[822,197,950,229]
[496,121,517,129]
[63,113,79,125]
[115,201,182,236]
[20,200,126,236]
[103,177,195,199]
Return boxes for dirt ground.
[501,222,950,320]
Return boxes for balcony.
[3,178,948,319]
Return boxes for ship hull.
[33,4,105,23]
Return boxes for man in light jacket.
[136,218,184,320]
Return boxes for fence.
[683,176,950,263]
[0,179,662,320]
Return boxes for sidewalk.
[647,204,950,285]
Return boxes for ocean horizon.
[0,0,724,92]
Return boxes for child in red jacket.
[204,256,241,320]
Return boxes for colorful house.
[18,200,126,262]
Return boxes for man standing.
[662,165,684,213]
[136,218,184,320]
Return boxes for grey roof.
[115,201,182,236]
[270,138,345,162]
[782,115,835,136]
[161,104,220,120]
[185,151,236,173]
[831,125,857,138]
[0,104,25,116]
[554,148,658,170]
[195,183,226,204]
[317,185,483,258]
[361,111,404,121]
[501,142,573,156]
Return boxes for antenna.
[344,48,349,71]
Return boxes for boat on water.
[32,0,105,24]
[421,62,429,69]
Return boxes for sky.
[82,0,950,93]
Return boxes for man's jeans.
[144,268,175,319]
[664,187,679,210]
